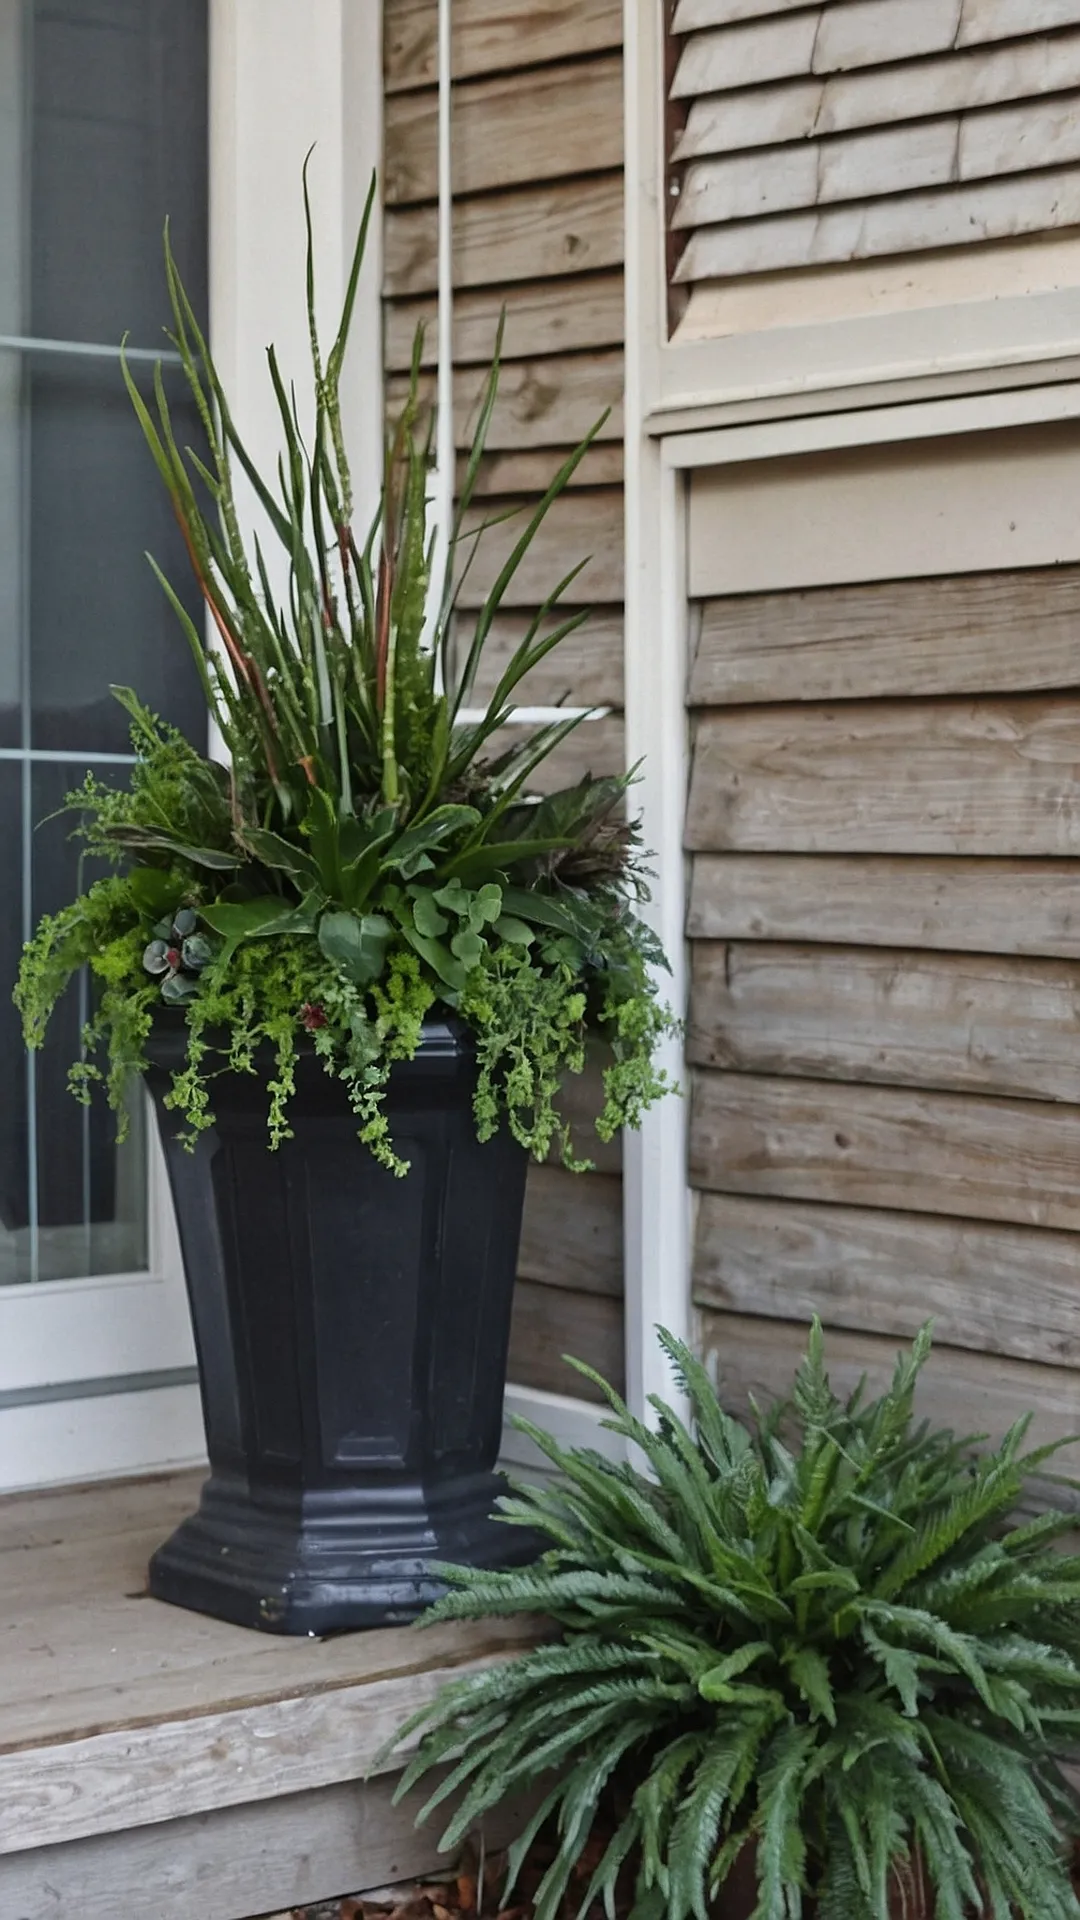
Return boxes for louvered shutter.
[669,0,1080,289]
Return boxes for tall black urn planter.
[144,1014,533,1634]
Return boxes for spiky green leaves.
[387,1325,1080,1920]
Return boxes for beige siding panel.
[688,854,1080,959]
[687,427,1080,598]
[690,571,1080,708]
[385,0,623,90]
[387,352,624,451]
[461,444,625,498]
[686,696,1080,857]
[456,489,624,606]
[385,58,622,204]
[672,3,960,100]
[673,0,809,25]
[694,1193,1080,1368]
[689,942,1080,1102]
[470,610,624,707]
[674,103,1080,230]
[696,1310,1080,1473]
[550,1057,623,1175]
[385,273,625,372]
[675,165,1080,281]
[508,1281,624,1399]
[959,0,1080,43]
[498,714,625,793]
[519,1166,623,1296]
[385,175,624,296]
[672,14,822,97]
[674,33,1080,159]
[690,1068,1080,1231]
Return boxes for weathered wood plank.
[673,0,809,27]
[696,1309,1080,1476]
[689,570,1080,707]
[385,272,625,371]
[548,1058,623,1176]
[690,1068,1080,1231]
[694,1193,1080,1368]
[456,489,624,607]
[387,351,623,450]
[460,444,625,498]
[520,1166,623,1297]
[686,697,1080,856]
[688,855,1080,959]
[386,57,622,204]
[959,0,1080,45]
[487,715,625,794]
[671,4,955,100]
[0,1778,525,1920]
[675,101,1080,232]
[673,31,1080,160]
[470,610,623,707]
[675,166,1080,282]
[509,1278,624,1400]
[385,0,623,91]
[385,175,624,296]
[689,942,1080,1103]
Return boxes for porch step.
[0,1471,533,1920]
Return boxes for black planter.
[144,1014,534,1634]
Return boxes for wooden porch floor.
[0,1471,533,1920]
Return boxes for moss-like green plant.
[388,1324,1080,1919]
[14,171,675,1169]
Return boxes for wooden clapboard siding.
[690,1068,1080,1233]
[489,715,626,793]
[688,855,1080,958]
[686,696,1080,856]
[509,1281,624,1399]
[519,1167,623,1297]
[696,1311,1080,1482]
[695,1194,1080,1368]
[689,942,1080,1102]
[470,612,624,707]
[385,0,623,91]
[385,57,622,203]
[386,273,625,371]
[384,175,624,296]
[384,5,627,1406]
[690,570,1080,707]
[386,349,624,449]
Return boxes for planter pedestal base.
[149,1470,535,1634]
[145,1014,533,1635]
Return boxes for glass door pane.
[0,0,208,1286]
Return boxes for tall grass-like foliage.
[389,1324,1080,1919]
[14,171,674,1166]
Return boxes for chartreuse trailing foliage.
[387,1323,1080,1920]
[13,167,675,1169]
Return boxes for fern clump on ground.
[389,1323,1080,1920]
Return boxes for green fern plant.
[387,1323,1080,1920]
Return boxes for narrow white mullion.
[622,0,693,1426]
[422,0,454,659]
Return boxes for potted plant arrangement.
[390,1323,1080,1919]
[13,183,674,1634]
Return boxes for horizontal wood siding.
[384,0,626,1404]
[687,562,1080,1466]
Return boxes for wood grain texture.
[675,165,1080,281]
[690,1067,1080,1231]
[385,0,623,90]
[384,175,624,296]
[509,1278,624,1399]
[460,444,625,498]
[694,1193,1080,1368]
[0,1778,528,1920]
[385,272,625,371]
[547,1058,623,1176]
[455,490,624,607]
[469,610,623,707]
[689,941,1080,1102]
[486,715,625,793]
[520,1166,623,1297]
[686,697,1080,856]
[673,33,1080,160]
[387,350,624,450]
[697,1309,1080,1480]
[689,570,1080,707]
[687,855,1080,959]
[386,57,622,203]
[673,0,809,25]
